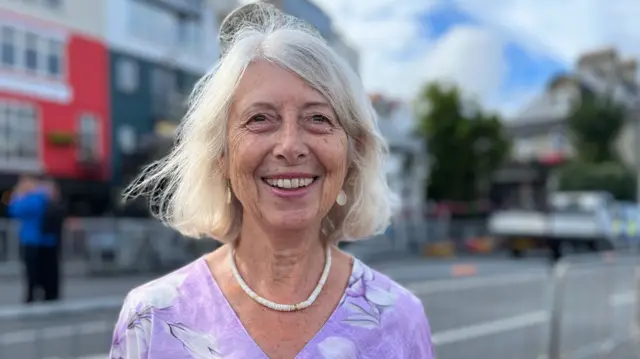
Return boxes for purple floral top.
[109,256,435,358]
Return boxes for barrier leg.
[633,266,640,341]
[548,262,569,359]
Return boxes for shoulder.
[123,258,206,313]
[348,259,424,306]
[110,258,210,358]
[114,258,207,333]
[344,259,435,357]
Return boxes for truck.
[488,191,617,260]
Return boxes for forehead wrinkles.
[236,62,330,107]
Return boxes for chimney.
[576,48,618,76]
[620,59,638,84]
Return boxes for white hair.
[124,4,399,243]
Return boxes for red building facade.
[0,9,111,215]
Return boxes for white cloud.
[314,0,437,100]
[451,0,640,116]
[421,26,507,105]
[455,0,640,65]
[314,0,509,106]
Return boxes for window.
[46,39,62,78]
[551,130,567,152]
[118,125,137,154]
[0,24,67,79]
[0,100,39,163]
[43,0,62,8]
[150,67,177,115]
[515,138,534,159]
[116,58,139,93]
[130,1,177,45]
[77,113,100,157]
[18,0,62,8]
[1,26,16,69]
[24,32,39,73]
[178,16,201,51]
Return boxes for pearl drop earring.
[226,181,232,204]
[336,189,347,206]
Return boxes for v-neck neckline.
[198,255,356,358]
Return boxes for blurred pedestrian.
[40,178,66,301]
[8,175,65,303]
[8,175,51,303]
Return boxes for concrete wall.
[0,0,106,40]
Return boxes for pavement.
[0,254,638,359]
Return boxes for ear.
[218,152,229,180]
[352,132,366,156]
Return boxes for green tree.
[560,90,635,200]
[468,112,511,195]
[567,92,625,163]
[557,161,635,200]
[415,83,510,201]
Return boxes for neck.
[232,217,327,302]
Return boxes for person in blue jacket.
[8,175,59,303]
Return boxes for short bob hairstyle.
[125,2,398,243]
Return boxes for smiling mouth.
[262,177,318,189]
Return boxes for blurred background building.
[105,0,220,214]
[0,0,111,216]
[507,48,640,167]
[370,94,428,209]
[492,48,640,209]
[0,0,222,217]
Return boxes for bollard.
[633,266,640,341]
[548,261,569,359]
[34,326,44,359]
[70,320,80,359]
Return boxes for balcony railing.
[151,91,189,122]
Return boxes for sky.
[313,0,640,119]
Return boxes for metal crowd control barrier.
[548,251,640,359]
[0,217,217,277]
[0,301,118,359]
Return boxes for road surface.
[0,255,637,359]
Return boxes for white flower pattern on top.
[110,271,189,358]
[318,336,359,359]
[108,257,434,359]
[167,322,223,359]
[341,259,398,329]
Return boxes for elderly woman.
[110,3,434,358]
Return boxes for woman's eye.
[310,114,330,123]
[249,114,267,122]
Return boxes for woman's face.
[226,60,349,232]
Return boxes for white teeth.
[265,177,315,189]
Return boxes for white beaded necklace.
[229,246,332,312]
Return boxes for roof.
[509,68,638,136]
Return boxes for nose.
[273,119,308,164]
